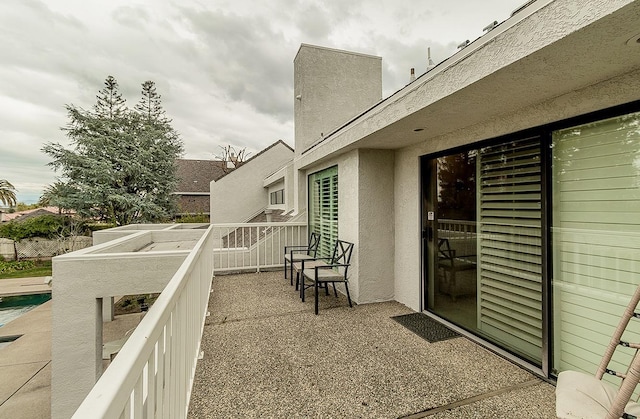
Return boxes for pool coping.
[0,277,51,298]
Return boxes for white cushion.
[556,370,640,418]
[284,253,314,262]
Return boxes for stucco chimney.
[293,44,383,155]
[410,68,416,82]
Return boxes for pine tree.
[94,75,127,119]
[135,80,166,123]
[42,76,184,225]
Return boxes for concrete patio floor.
[188,271,557,418]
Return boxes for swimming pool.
[0,293,51,328]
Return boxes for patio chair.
[556,283,640,419]
[437,238,476,301]
[284,232,321,287]
[298,239,354,315]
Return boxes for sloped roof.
[175,159,227,193]
[0,207,61,223]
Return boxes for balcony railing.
[211,222,308,272]
[72,226,215,419]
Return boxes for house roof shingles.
[175,159,228,193]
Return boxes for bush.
[86,222,117,232]
[175,213,209,223]
[0,260,35,274]
[0,214,90,241]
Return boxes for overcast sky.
[0,0,525,204]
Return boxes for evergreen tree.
[42,76,183,225]
[95,75,127,119]
[135,80,166,123]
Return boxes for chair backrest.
[330,240,355,277]
[307,232,321,257]
[438,238,453,259]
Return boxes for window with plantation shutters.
[308,166,338,259]
[477,137,543,363]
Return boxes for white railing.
[437,218,477,239]
[72,226,215,419]
[438,218,477,257]
[211,222,307,272]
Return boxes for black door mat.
[391,313,460,343]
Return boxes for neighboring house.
[222,0,640,385]
[174,159,227,218]
[0,206,62,223]
[209,140,294,223]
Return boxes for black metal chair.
[283,232,321,287]
[298,239,354,315]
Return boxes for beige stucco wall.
[210,142,294,223]
[357,149,395,303]
[294,44,382,156]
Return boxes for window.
[270,189,284,205]
[552,111,640,380]
[308,166,338,259]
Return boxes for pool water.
[0,294,51,328]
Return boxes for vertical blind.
[308,166,338,259]
[552,111,640,379]
[478,137,543,363]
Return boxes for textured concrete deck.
[188,272,557,418]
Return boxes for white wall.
[294,44,382,156]
[357,149,395,303]
[210,142,294,223]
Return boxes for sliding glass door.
[422,137,544,365]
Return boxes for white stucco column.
[51,271,104,419]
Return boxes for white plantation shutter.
[552,111,640,379]
[309,166,338,259]
[478,137,543,363]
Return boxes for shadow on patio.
[188,271,556,418]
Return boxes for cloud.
[0,0,525,203]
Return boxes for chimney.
[409,68,416,82]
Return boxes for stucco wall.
[294,44,382,155]
[393,148,422,311]
[357,149,395,303]
[210,142,294,223]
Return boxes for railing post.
[256,225,260,273]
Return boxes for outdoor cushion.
[284,253,315,262]
[556,370,640,418]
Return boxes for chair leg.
[284,259,287,279]
[290,262,294,286]
[300,273,305,301]
[332,282,337,297]
[344,281,353,308]
[314,279,319,315]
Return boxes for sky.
[0,0,525,204]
